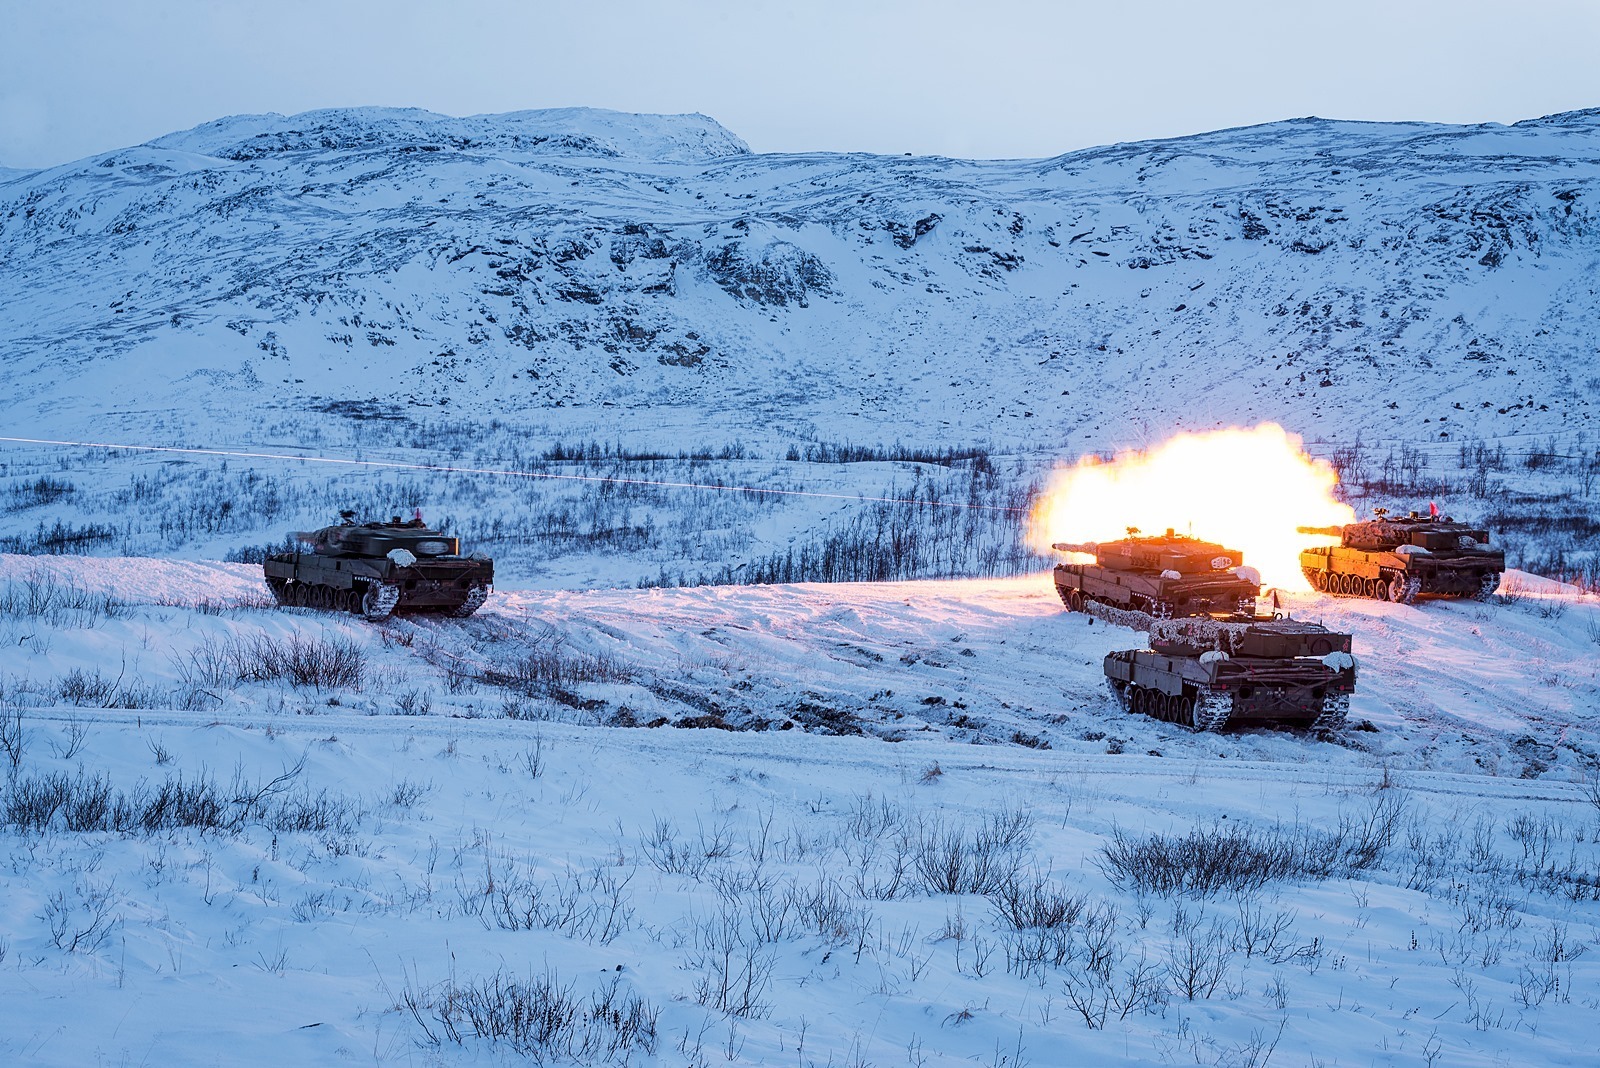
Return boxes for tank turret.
[1052,529,1260,619]
[263,513,494,620]
[1299,507,1501,603]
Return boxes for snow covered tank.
[1104,618,1357,732]
[263,512,493,620]
[1053,529,1260,619]
[1297,508,1502,604]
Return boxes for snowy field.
[2,554,1599,1066]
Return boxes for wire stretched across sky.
[0,435,1031,514]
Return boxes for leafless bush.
[1099,801,1404,898]
[48,717,89,759]
[417,969,658,1061]
[1166,904,1233,1000]
[41,879,120,953]
[786,875,873,945]
[457,850,634,944]
[990,871,1089,932]
[1061,940,1165,1028]
[0,758,355,838]
[0,706,22,777]
[479,632,630,698]
[638,817,736,878]
[1099,824,1300,898]
[0,572,123,627]
[177,632,366,690]
[686,902,776,1018]
[913,808,1034,894]
[55,664,162,709]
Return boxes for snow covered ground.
[3,554,1599,1066]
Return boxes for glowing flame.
[1030,424,1354,590]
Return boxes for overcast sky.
[4,0,1599,168]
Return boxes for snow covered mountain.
[3,105,1598,451]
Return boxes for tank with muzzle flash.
[1052,527,1261,620]
[1297,508,1502,603]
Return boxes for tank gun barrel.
[1296,525,1344,537]
[1052,541,1100,554]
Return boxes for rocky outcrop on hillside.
[2,106,1597,447]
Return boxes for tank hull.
[1054,563,1257,618]
[1299,545,1502,601]
[1103,648,1354,732]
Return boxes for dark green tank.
[263,512,493,620]
[1298,508,1502,604]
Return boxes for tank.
[1053,529,1260,619]
[263,512,494,620]
[1297,508,1503,604]
[1103,618,1357,732]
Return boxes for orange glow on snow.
[1030,424,1354,590]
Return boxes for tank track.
[1311,693,1350,732]
[1473,572,1502,600]
[447,583,490,618]
[360,582,401,621]
[1191,692,1232,733]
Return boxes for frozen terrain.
[2,106,1598,449]
[1,554,1599,1065]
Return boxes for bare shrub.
[418,970,658,1061]
[0,759,355,838]
[786,875,873,944]
[686,902,776,1018]
[177,632,366,690]
[1099,802,1403,899]
[479,632,630,698]
[0,572,123,627]
[41,879,120,953]
[56,664,161,709]
[638,817,735,879]
[0,705,22,777]
[913,808,1034,895]
[990,870,1089,932]
[456,849,634,944]
[1166,904,1233,1000]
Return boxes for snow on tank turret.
[1052,528,1261,620]
[1297,507,1502,604]
[263,510,494,620]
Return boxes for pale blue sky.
[4,0,1598,167]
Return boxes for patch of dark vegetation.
[0,520,118,555]
[6,476,75,512]
[1098,796,1405,898]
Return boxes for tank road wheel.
[1474,572,1501,601]
[1135,687,1156,719]
[1367,577,1383,599]
[1176,694,1195,726]
[448,583,490,619]
[359,582,401,621]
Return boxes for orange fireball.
[1030,424,1353,590]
